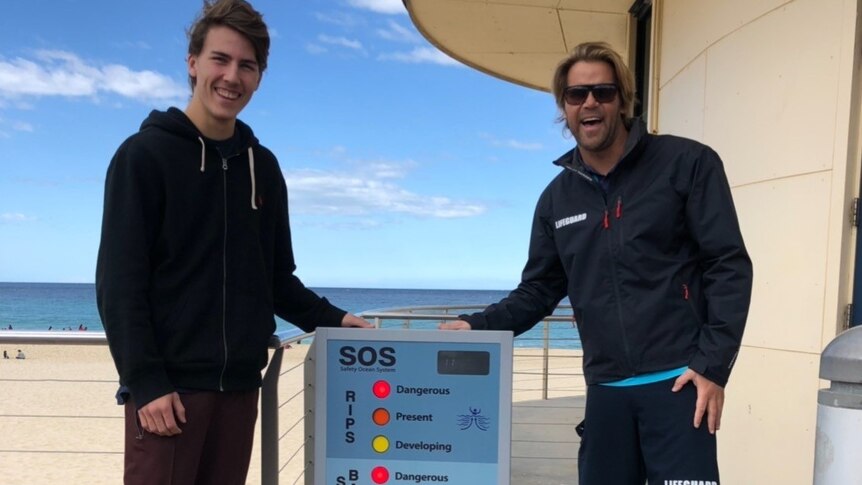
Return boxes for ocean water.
[0,282,580,349]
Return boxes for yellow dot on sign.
[372,435,390,453]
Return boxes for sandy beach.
[0,342,584,484]
[0,343,312,485]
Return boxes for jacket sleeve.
[96,141,173,408]
[463,192,568,335]
[684,146,753,387]
[271,177,347,331]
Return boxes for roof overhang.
[404,0,635,92]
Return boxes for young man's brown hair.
[186,0,270,91]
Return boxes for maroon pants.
[124,390,259,485]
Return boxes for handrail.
[0,304,580,485]
[262,329,313,485]
[359,304,572,320]
[0,328,311,485]
[0,330,109,345]
[360,312,575,321]
[357,305,578,399]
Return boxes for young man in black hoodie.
[441,42,752,484]
[96,1,371,483]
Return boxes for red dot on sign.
[371,466,389,484]
[372,380,391,399]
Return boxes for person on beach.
[440,42,752,484]
[95,1,371,484]
[3,350,8,359]
[16,349,25,360]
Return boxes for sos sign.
[338,346,397,367]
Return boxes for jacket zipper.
[570,165,635,375]
[220,156,229,391]
[591,180,634,375]
[603,196,634,376]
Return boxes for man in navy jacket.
[441,42,752,484]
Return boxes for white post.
[813,326,862,484]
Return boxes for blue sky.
[0,0,573,289]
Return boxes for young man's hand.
[438,320,472,330]
[341,313,373,328]
[672,369,724,434]
[138,392,186,436]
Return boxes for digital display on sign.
[437,350,490,375]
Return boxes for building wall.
[655,0,861,482]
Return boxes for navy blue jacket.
[463,120,752,387]
[97,108,346,407]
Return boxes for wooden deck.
[513,395,584,485]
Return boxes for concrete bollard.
[813,325,862,484]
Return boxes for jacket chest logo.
[555,213,587,229]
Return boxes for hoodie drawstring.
[198,137,206,172]
[248,147,258,210]
[199,138,257,210]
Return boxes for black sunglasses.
[563,84,619,105]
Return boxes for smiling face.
[564,60,628,171]
[185,25,261,139]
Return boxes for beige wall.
[655,0,861,482]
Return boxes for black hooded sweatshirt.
[96,108,346,407]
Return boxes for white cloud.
[0,50,186,103]
[318,34,365,51]
[481,133,544,151]
[346,0,407,15]
[297,218,384,231]
[1,212,36,223]
[100,64,186,99]
[12,121,33,132]
[376,20,421,43]
[112,40,152,50]
[0,117,35,135]
[378,47,462,67]
[284,162,485,219]
[506,140,543,150]
[315,11,366,27]
[305,43,328,55]
[312,145,350,159]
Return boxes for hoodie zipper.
[220,156,229,391]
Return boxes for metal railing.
[359,304,579,399]
[0,304,582,485]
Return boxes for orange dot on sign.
[371,466,389,484]
[373,380,391,399]
[373,408,390,426]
